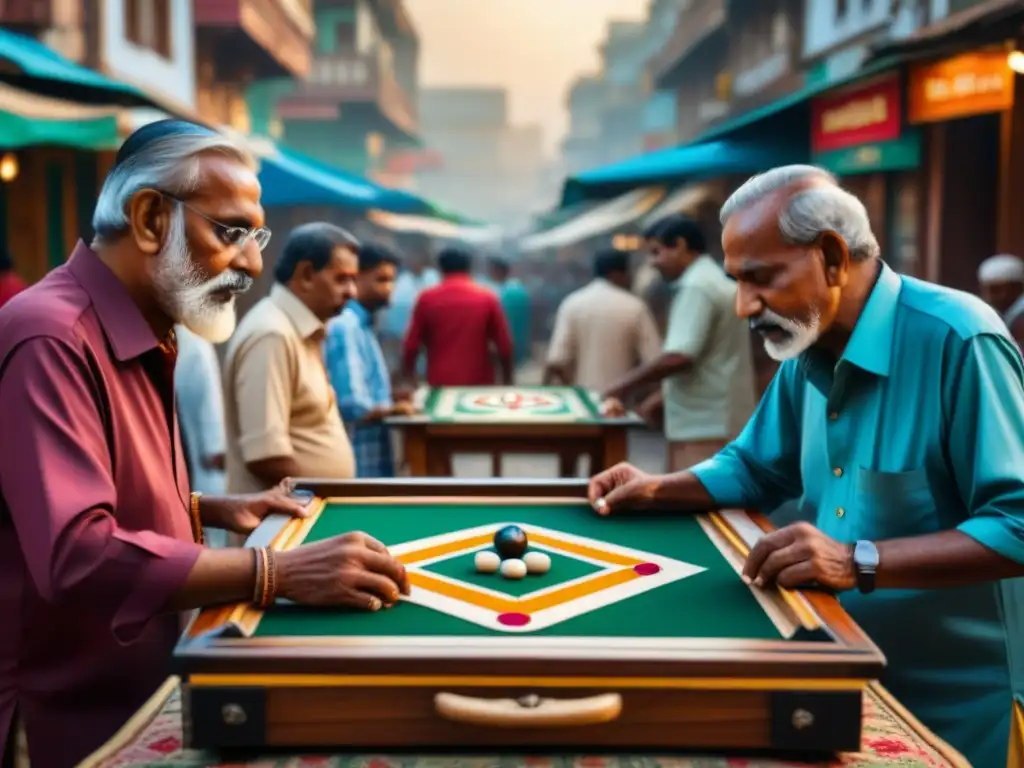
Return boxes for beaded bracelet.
[251,547,279,608]
[262,548,278,608]
[252,548,265,605]
[188,492,205,545]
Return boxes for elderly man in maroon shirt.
[0,120,409,768]
[401,245,514,386]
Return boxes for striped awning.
[518,186,665,252]
[642,182,714,227]
[367,209,503,243]
[0,82,121,149]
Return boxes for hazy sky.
[404,0,649,155]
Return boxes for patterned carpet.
[79,677,971,768]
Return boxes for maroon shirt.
[0,242,202,768]
[0,272,25,311]
[402,274,513,386]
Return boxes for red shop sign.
[811,74,903,155]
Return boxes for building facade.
[248,0,419,179]
[414,87,547,230]
[561,1,683,173]
[0,0,207,279]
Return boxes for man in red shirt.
[401,246,513,386]
[0,250,25,310]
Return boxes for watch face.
[855,540,880,568]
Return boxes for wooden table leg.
[557,451,578,478]
[599,430,628,472]
[402,429,428,476]
[427,449,453,477]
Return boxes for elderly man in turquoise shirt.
[588,164,1024,767]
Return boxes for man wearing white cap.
[978,254,1024,345]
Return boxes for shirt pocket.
[854,466,941,540]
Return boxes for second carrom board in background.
[389,385,643,475]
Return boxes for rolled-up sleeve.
[689,361,804,510]
[545,302,575,367]
[0,337,201,643]
[664,287,714,358]
[946,334,1024,563]
[232,332,294,463]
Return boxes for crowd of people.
[4,119,1024,768]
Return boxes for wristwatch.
[852,540,879,594]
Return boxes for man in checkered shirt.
[325,241,415,477]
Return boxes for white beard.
[754,307,822,361]
[152,207,252,343]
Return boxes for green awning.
[0,28,152,107]
[0,82,121,149]
[812,131,922,176]
[691,55,906,144]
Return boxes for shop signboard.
[908,50,1015,124]
[811,73,902,155]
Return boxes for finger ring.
[367,596,382,611]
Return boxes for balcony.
[195,0,315,79]
[649,0,727,87]
[0,0,53,28]
[278,47,419,140]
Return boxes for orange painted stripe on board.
[528,532,642,567]
[519,567,640,612]
[398,530,643,569]
[397,533,494,565]
[409,567,642,614]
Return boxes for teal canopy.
[258,146,454,216]
[561,139,806,206]
[0,28,154,107]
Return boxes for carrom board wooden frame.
[174,479,885,756]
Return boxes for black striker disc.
[493,525,528,559]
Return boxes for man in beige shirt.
[544,247,662,391]
[223,222,359,495]
[543,247,661,476]
[603,214,757,471]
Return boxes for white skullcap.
[978,254,1024,284]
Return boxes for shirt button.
[836,507,846,518]
[833,467,843,478]
[829,411,839,420]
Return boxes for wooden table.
[79,675,971,768]
[386,386,642,476]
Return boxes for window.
[771,11,789,52]
[836,0,849,18]
[124,0,172,59]
[334,20,355,51]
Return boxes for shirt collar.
[66,240,162,361]
[347,299,372,326]
[827,261,902,377]
[270,283,323,339]
[671,253,713,289]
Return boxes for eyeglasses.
[163,193,272,251]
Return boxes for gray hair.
[92,131,255,239]
[719,164,881,261]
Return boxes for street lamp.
[1009,50,1024,75]
[0,152,18,183]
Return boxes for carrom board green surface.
[254,501,788,641]
[423,386,602,422]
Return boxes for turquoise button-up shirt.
[691,263,1024,767]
